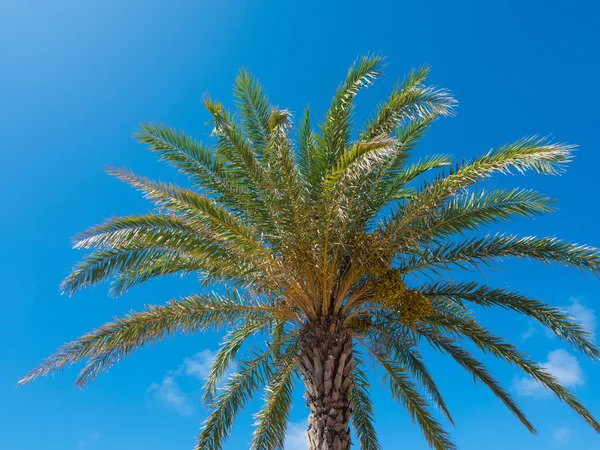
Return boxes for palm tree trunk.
[298,317,354,450]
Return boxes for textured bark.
[298,317,354,450]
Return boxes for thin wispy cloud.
[566,298,597,342]
[147,349,217,416]
[285,421,308,450]
[147,374,196,416]
[553,425,571,442]
[520,320,537,342]
[514,349,584,397]
[147,348,236,415]
[519,297,597,345]
[183,349,218,380]
[76,432,100,449]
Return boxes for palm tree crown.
[20,55,600,450]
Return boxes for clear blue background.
[1,1,599,449]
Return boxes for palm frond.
[106,167,262,248]
[104,168,313,299]
[429,313,600,432]
[354,123,452,228]
[322,135,397,257]
[108,253,230,297]
[417,325,536,434]
[134,123,250,211]
[400,234,600,275]
[367,320,454,425]
[198,334,297,450]
[403,188,555,244]
[264,109,309,247]
[63,212,267,296]
[18,291,283,387]
[382,137,574,244]
[362,65,456,140]
[60,247,176,295]
[204,316,274,405]
[73,214,204,250]
[234,68,272,157]
[204,97,266,185]
[204,97,281,237]
[420,281,599,359]
[296,105,319,191]
[316,55,384,185]
[382,154,453,203]
[365,341,456,450]
[251,340,300,450]
[197,349,273,450]
[325,135,396,192]
[351,353,381,450]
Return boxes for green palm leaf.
[420,281,599,358]
[204,316,275,405]
[365,340,456,450]
[18,291,283,387]
[367,319,454,424]
[400,234,600,274]
[197,347,276,450]
[428,312,600,432]
[234,68,272,157]
[351,354,381,450]
[417,325,536,434]
[251,340,300,450]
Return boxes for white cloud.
[147,348,237,415]
[566,298,597,342]
[183,349,217,380]
[553,426,571,442]
[520,321,537,341]
[147,374,196,416]
[76,432,100,449]
[285,420,308,450]
[514,349,584,397]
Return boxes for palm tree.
[19,55,600,450]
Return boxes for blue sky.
[1,0,600,449]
